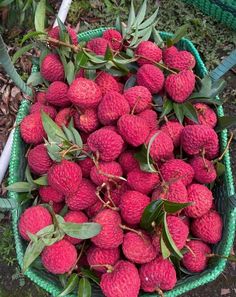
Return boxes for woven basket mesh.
[8,28,236,297]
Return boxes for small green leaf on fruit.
[58,273,79,297]
[140,200,164,230]
[78,278,92,297]
[60,222,101,239]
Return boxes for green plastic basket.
[8,28,236,297]
[182,0,236,30]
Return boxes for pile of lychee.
[18,27,223,297]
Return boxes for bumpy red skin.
[135,41,162,66]
[139,256,177,292]
[20,112,45,144]
[104,182,130,206]
[152,180,188,204]
[181,124,219,160]
[185,183,213,218]
[191,210,223,244]
[118,114,150,147]
[124,86,152,113]
[87,245,120,272]
[87,37,110,56]
[163,46,196,71]
[98,91,130,125]
[48,160,82,195]
[102,29,122,51]
[75,109,100,133]
[41,53,64,82]
[87,128,124,162]
[19,205,52,241]
[186,103,217,128]
[118,150,139,176]
[45,81,70,107]
[190,156,217,184]
[101,260,140,297]
[145,130,174,162]
[39,186,64,203]
[30,103,57,119]
[120,190,150,225]
[41,239,77,274]
[122,232,157,264]
[138,109,158,131]
[182,240,211,273]
[48,26,78,45]
[137,64,165,94]
[95,72,120,96]
[55,107,75,127]
[66,178,97,210]
[160,120,184,147]
[68,78,102,109]
[160,159,194,186]
[64,211,88,244]
[36,92,46,104]
[91,209,123,249]
[165,70,195,103]
[28,144,52,175]
[78,157,94,178]
[90,161,123,186]
[127,168,160,195]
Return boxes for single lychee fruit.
[30,103,57,119]
[160,120,184,147]
[41,53,64,82]
[181,124,219,160]
[74,109,100,133]
[64,211,88,244]
[137,64,165,94]
[55,107,75,127]
[78,157,94,178]
[20,112,45,144]
[182,240,211,273]
[48,26,78,45]
[48,160,82,195]
[102,29,122,51]
[87,37,110,56]
[120,190,150,225]
[87,128,124,162]
[118,114,150,147]
[124,86,152,113]
[138,109,159,131]
[135,41,162,66]
[98,91,130,125]
[66,178,97,210]
[185,103,217,128]
[36,92,46,104]
[122,232,157,264]
[90,161,123,186]
[39,186,64,203]
[165,70,195,103]
[91,209,123,249]
[87,245,120,272]
[160,159,194,186]
[28,144,52,175]
[100,260,140,297]
[67,77,102,109]
[41,239,77,274]
[184,183,213,218]
[118,150,139,176]
[95,72,120,95]
[45,81,70,107]
[191,210,223,244]
[19,205,52,241]
[190,156,217,184]
[127,168,160,195]
[139,256,177,292]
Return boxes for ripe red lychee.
[20,112,45,144]
[66,178,97,210]
[118,114,150,147]
[87,245,120,272]
[160,120,184,147]
[122,232,157,264]
[124,86,152,113]
[91,209,123,249]
[19,205,52,241]
[28,144,52,175]
[137,64,165,94]
[67,77,102,109]
[55,107,75,127]
[102,29,122,51]
[135,41,162,66]
[182,240,211,272]
[39,186,64,203]
[36,91,46,104]
[160,159,194,186]
[190,156,217,184]
[48,160,82,195]
[186,103,217,128]
[41,53,64,82]
[87,128,124,162]
[138,109,159,131]
[184,183,213,218]
[100,260,140,297]
[165,70,195,103]
[45,81,70,107]
[118,150,139,175]
[127,168,160,195]
[181,124,219,160]
[41,239,77,274]
[139,256,177,292]
[64,211,88,244]
[78,157,94,178]
[87,37,110,56]
[74,109,99,133]
[95,72,120,95]
[120,191,150,225]
[30,103,57,119]
[48,26,78,45]
[191,210,223,244]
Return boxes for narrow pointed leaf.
[215,116,236,132]
[6,182,36,192]
[210,78,227,98]
[57,16,67,41]
[115,15,121,31]
[139,7,159,30]
[76,51,89,68]
[104,45,113,61]
[127,0,135,31]
[66,61,75,84]
[160,99,173,117]
[216,161,225,178]
[21,31,46,45]
[80,268,100,286]
[183,102,198,123]
[70,127,83,147]
[78,278,92,297]
[167,24,189,47]
[33,175,48,186]
[147,131,160,172]
[0,198,18,210]
[12,44,33,63]
[41,111,66,143]
[134,0,147,26]
[161,235,171,259]
[59,222,101,239]
[35,0,46,32]
[25,165,35,185]
[124,75,136,90]
[163,200,192,213]
[23,239,45,272]
[140,200,164,230]
[173,103,184,123]
[58,274,79,297]
[27,72,43,86]
[62,125,75,142]
[152,27,164,48]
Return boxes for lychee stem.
[155,287,165,297]
[206,253,236,262]
[131,96,142,114]
[201,148,209,170]
[105,183,117,208]
[96,187,119,211]
[120,224,144,239]
[47,37,81,52]
[68,240,86,275]
[91,264,114,273]
[215,132,233,163]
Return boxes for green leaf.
[152,27,164,48]
[58,274,79,297]
[134,0,147,27]
[216,161,225,178]
[115,15,121,32]
[25,165,35,186]
[12,44,33,64]
[173,103,184,123]
[215,116,236,132]
[6,182,36,193]
[146,131,160,172]
[59,222,101,239]
[139,6,159,30]
[127,0,135,32]
[70,127,83,147]
[21,31,46,45]
[59,274,68,288]
[0,0,15,7]
[39,48,50,68]
[189,97,224,106]
[80,268,100,286]
[36,224,54,237]
[34,0,46,32]
[161,235,171,259]
[140,200,164,230]
[41,111,66,143]
[57,16,67,42]
[152,94,163,112]
[163,200,191,214]
[83,50,106,64]
[23,239,45,272]
[160,99,173,118]
[135,26,153,47]
[210,78,227,98]
[0,198,18,210]
[66,61,75,84]
[104,45,113,61]
[33,175,48,186]
[27,72,43,86]
[78,278,92,297]
[167,24,189,47]
[124,75,136,90]
[62,125,75,143]
[84,69,97,80]
[44,139,62,162]
[182,102,198,123]
[76,51,89,68]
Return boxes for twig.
[47,37,81,52]
[217,132,234,162]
